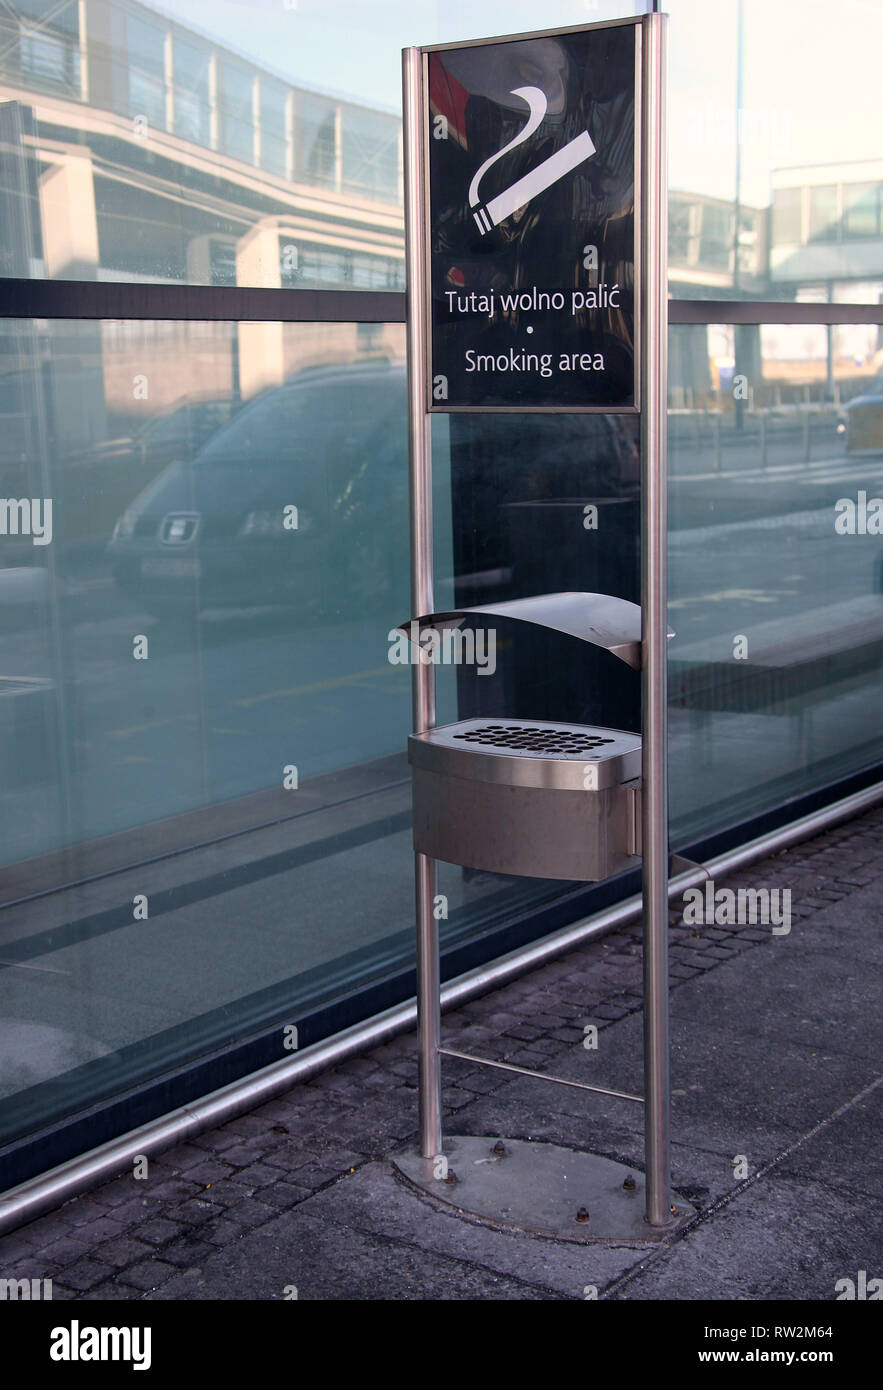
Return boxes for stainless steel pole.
[640,12,672,1228]
[403,47,442,1162]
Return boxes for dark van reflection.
[62,397,239,564]
[108,359,641,636]
[108,361,411,625]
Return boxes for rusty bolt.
[443,1170,459,1184]
[623,1175,637,1191]
[671,1204,678,1216]
[575,1206,590,1223]
[492,1140,507,1157]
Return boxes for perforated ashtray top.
[408,717,641,792]
[453,724,616,754]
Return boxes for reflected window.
[299,95,337,188]
[210,239,236,286]
[699,204,732,270]
[7,0,80,95]
[297,244,349,286]
[843,182,881,240]
[260,81,288,178]
[279,242,403,291]
[772,186,802,246]
[126,13,166,130]
[173,38,211,147]
[808,184,838,243]
[19,23,79,93]
[669,201,692,261]
[342,108,399,203]
[222,60,254,165]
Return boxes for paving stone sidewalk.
[1,805,881,1300]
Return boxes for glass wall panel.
[2,0,882,1180]
[668,322,883,844]
[0,315,586,1156]
[0,318,417,861]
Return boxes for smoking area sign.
[425,21,638,411]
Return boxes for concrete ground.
[0,803,881,1302]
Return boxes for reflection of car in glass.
[65,399,238,472]
[109,359,644,624]
[108,362,410,621]
[843,379,883,453]
[62,398,239,551]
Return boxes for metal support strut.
[640,11,672,1227]
[403,47,442,1163]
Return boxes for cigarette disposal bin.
[402,590,647,884]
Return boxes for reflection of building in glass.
[770,160,883,298]
[0,0,406,431]
[672,162,883,308]
[768,162,883,390]
[5,2,882,415]
[670,163,883,400]
[5,2,883,306]
[667,191,768,401]
[0,0,404,290]
[669,190,767,296]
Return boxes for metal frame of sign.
[418,17,642,414]
[402,11,671,1231]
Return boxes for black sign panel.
[426,21,638,412]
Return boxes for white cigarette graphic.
[468,86,596,235]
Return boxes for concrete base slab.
[394,1136,694,1245]
[295,1159,647,1297]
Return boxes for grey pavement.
[1,803,881,1301]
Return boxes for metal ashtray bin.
[400,592,658,883]
[410,717,641,880]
